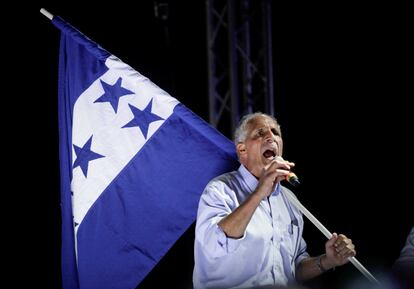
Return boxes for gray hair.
[233,112,280,144]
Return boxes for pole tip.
[40,8,54,20]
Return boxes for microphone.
[286,172,300,187]
[274,156,300,186]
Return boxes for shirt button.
[275,265,281,272]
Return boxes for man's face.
[237,116,283,178]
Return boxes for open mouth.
[263,149,276,160]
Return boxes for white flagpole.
[283,189,381,285]
[40,8,54,20]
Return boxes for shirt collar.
[238,164,281,197]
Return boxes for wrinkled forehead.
[247,115,279,132]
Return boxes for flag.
[52,16,239,289]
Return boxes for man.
[193,112,356,289]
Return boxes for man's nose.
[265,133,275,142]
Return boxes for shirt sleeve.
[295,235,310,268]
[195,181,246,259]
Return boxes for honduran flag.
[52,16,239,289]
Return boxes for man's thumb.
[326,232,338,247]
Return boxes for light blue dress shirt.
[193,165,309,289]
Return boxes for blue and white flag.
[52,16,239,289]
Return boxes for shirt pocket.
[286,219,300,264]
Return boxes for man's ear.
[236,143,246,157]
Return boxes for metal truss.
[206,0,274,137]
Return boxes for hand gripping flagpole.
[282,188,381,285]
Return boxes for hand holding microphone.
[273,156,300,186]
[257,156,300,198]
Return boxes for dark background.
[15,2,412,288]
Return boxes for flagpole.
[40,8,54,20]
[283,189,381,286]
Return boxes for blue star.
[122,99,164,138]
[94,78,134,113]
[73,136,105,178]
